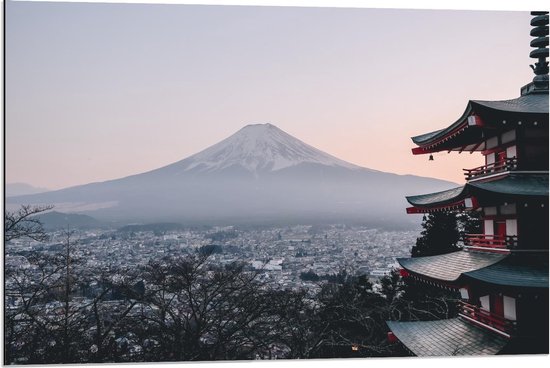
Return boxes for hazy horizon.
[6,2,535,190]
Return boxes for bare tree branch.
[4,204,54,242]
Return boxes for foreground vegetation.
[4,207,464,364]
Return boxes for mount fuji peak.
[169,123,362,174]
[8,123,457,225]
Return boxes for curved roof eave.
[386,318,508,356]
[411,93,549,147]
[411,103,473,145]
[398,250,507,282]
[461,255,549,289]
[406,174,549,209]
[468,174,549,197]
[406,185,467,207]
[471,93,549,115]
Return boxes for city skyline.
[6,2,534,190]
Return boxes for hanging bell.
[429,154,434,161]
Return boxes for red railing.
[464,234,518,249]
[463,157,517,180]
[458,301,515,336]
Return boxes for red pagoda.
[386,11,549,356]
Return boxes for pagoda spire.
[529,11,549,90]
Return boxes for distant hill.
[34,211,103,230]
[8,123,458,227]
[118,223,186,233]
[6,183,49,197]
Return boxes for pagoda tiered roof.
[468,173,549,197]
[462,254,549,290]
[407,186,466,207]
[406,173,548,213]
[406,186,471,213]
[398,250,506,283]
[472,93,549,113]
[398,250,550,289]
[388,11,549,357]
[386,318,508,356]
[411,92,548,155]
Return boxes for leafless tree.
[265,288,327,358]
[5,228,142,364]
[4,204,53,242]
[136,253,276,361]
[4,252,66,363]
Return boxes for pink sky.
[5,3,534,189]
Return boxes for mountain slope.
[171,123,362,173]
[7,123,457,226]
[34,211,103,230]
[6,183,49,197]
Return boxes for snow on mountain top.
[181,123,363,173]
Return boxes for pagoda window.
[486,152,496,166]
[484,220,494,235]
[484,206,497,216]
[505,219,518,237]
[479,295,490,311]
[501,129,516,144]
[506,145,517,159]
[500,203,517,215]
[503,296,517,321]
[486,136,499,150]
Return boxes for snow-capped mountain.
[177,123,361,173]
[8,123,456,226]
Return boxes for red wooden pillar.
[491,294,504,318]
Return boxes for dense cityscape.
[5,216,429,364]
[6,224,415,296]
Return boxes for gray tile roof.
[411,93,548,146]
[387,318,508,356]
[406,186,466,207]
[406,174,548,208]
[469,174,549,197]
[472,93,549,114]
[398,250,507,282]
[462,254,549,289]
[411,129,445,144]
[411,104,472,145]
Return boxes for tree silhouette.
[4,204,53,242]
[411,212,461,257]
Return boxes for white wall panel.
[484,220,494,235]
[506,219,518,236]
[501,130,516,144]
[503,296,517,321]
[506,145,517,158]
[486,152,496,165]
[480,295,490,311]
